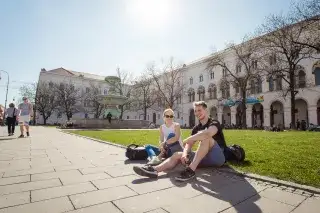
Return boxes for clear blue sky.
[0,0,293,107]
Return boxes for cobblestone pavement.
[0,127,319,213]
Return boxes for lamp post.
[0,70,9,119]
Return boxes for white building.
[36,68,112,124]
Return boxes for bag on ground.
[224,144,245,162]
[125,144,148,160]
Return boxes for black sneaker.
[26,132,30,137]
[175,167,196,182]
[133,165,158,178]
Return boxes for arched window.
[250,80,255,94]
[220,81,230,99]
[189,77,193,85]
[275,75,282,90]
[210,71,214,79]
[199,74,203,82]
[188,88,195,102]
[255,77,262,93]
[104,88,108,95]
[208,84,216,99]
[197,86,205,101]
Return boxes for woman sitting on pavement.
[145,109,183,166]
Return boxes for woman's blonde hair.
[163,108,174,117]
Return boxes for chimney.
[41,68,46,72]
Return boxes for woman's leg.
[145,145,157,158]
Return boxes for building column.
[284,107,291,129]
[246,105,253,128]
[217,106,223,124]
[231,106,237,125]
[308,106,318,125]
[264,108,270,128]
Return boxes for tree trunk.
[144,106,147,120]
[290,90,296,129]
[42,114,47,125]
[119,105,124,119]
[241,90,247,128]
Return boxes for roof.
[44,67,106,81]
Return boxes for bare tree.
[34,82,57,125]
[289,0,320,52]
[104,67,132,119]
[54,82,81,121]
[148,57,185,110]
[206,38,262,128]
[131,75,157,120]
[84,83,106,118]
[257,12,316,129]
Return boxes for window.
[269,54,277,65]
[188,88,195,102]
[158,114,160,119]
[210,71,214,79]
[177,112,180,119]
[197,86,205,101]
[49,82,53,88]
[177,95,182,104]
[86,87,90,93]
[250,80,255,94]
[298,70,306,88]
[104,88,108,95]
[220,82,230,99]
[222,68,227,77]
[189,77,193,85]
[235,84,240,94]
[268,76,274,91]
[127,116,129,119]
[236,64,241,73]
[199,74,203,82]
[252,60,258,69]
[275,75,282,90]
[213,87,217,99]
[256,77,262,93]
[147,115,149,120]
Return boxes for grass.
[68,129,320,188]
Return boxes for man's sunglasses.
[165,115,174,118]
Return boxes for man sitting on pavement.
[133,101,227,182]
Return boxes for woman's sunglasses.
[165,115,174,118]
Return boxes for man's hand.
[180,151,189,165]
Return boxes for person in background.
[18,97,33,138]
[5,103,19,136]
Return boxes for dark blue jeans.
[145,133,182,158]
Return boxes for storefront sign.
[219,96,264,107]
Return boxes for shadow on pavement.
[168,165,262,213]
[124,159,148,165]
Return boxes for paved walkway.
[0,127,319,213]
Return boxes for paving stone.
[79,166,111,175]
[66,202,122,213]
[291,197,320,213]
[104,165,136,177]
[31,170,82,181]
[0,191,30,209]
[0,178,61,195]
[60,172,111,185]
[69,185,137,209]
[145,209,168,213]
[163,193,231,213]
[32,182,97,202]
[0,172,4,178]
[259,187,306,206]
[113,184,202,213]
[0,175,30,186]
[222,195,295,213]
[0,196,74,213]
[54,164,95,172]
[0,154,13,161]
[92,175,137,189]
[3,166,54,178]
[128,176,179,194]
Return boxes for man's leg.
[19,124,24,137]
[133,152,182,178]
[25,123,30,136]
[188,137,214,171]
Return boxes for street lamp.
[0,70,9,119]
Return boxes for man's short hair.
[193,101,207,109]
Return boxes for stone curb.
[61,130,320,195]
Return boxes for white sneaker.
[147,156,162,166]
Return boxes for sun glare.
[126,0,173,30]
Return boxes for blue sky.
[0,0,293,107]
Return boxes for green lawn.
[67,129,320,188]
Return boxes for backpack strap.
[127,144,139,149]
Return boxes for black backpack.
[125,144,148,160]
[224,144,245,162]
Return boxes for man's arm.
[183,126,218,146]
